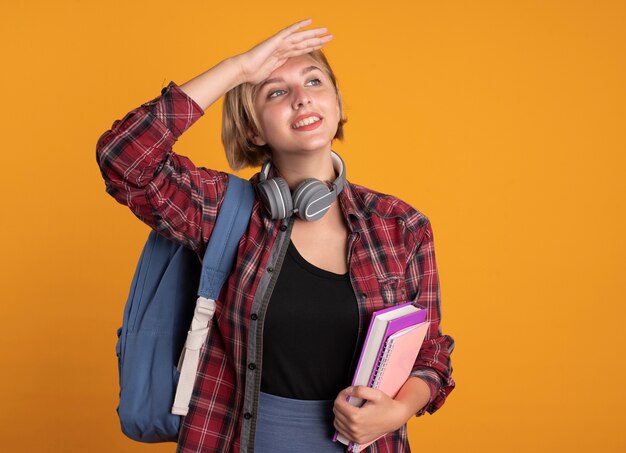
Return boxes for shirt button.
[267,267,274,273]
[250,313,258,321]
[280,224,287,232]
[248,363,257,370]
[360,293,367,300]
[244,412,252,420]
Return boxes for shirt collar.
[338,179,369,226]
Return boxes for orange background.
[2,0,625,451]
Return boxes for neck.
[271,151,337,191]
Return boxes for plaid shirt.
[96,81,455,452]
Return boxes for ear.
[248,129,266,147]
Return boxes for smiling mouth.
[292,116,322,129]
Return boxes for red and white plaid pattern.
[96,81,455,452]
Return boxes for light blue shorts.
[253,392,346,453]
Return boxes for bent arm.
[95,20,332,254]
[178,18,333,110]
[95,82,229,255]
[94,55,252,255]
[406,218,456,415]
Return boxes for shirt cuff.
[139,81,205,139]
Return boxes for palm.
[243,41,288,84]
[238,19,333,85]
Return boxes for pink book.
[372,322,430,397]
[348,321,430,452]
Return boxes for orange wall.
[2,0,625,451]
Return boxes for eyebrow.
[257,66,323,92]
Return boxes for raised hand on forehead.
[236,18,333,85]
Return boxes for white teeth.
[292,116,321,129]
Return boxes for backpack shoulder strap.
[198,174,255,299]
[172,173,254,416]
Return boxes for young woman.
[96,18,454,453]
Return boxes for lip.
[291,112,323,131]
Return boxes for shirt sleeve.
[405,218,455,416]
[95,81,229,256]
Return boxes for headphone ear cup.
[258,177,293,220]
[292,179,332,222]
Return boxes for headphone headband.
[260,151,345,184]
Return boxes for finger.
[332,410,349,429]
[287,27,329,43]
[334,415,359,439]
[333,395,353,416]
[333,398,357,422]
[334,417,369,445]
[333,417,352,438]
[334,387,355,407]
[290,34,333,50]
[350,385,384,404]
[282,36,333,59]
[333,396,353,416]
[277,18,313,37]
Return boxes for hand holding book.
[332,383,422,448]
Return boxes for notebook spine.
[370,340,395,388]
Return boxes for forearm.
[405,218,456,413]
[178,56,246,111]
[394,376,432,421]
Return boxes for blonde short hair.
[222,50,347,170]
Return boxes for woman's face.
[252,54,341,156]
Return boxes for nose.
[291,86,311,109]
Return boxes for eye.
[268,89,286,99]
[306,78,322,86]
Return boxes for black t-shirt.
[261,240,360,400]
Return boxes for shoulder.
[345,180,432,247]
